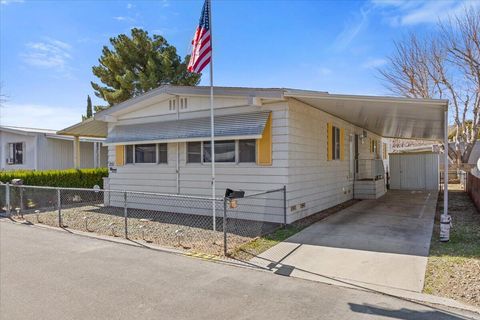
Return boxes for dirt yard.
[424,184,480,307]
[11,204,279,257]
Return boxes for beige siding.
[107,98,289,223]
[286,98,383,222]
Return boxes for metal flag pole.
[208,0,216,231]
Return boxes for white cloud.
[126,3,133,9]
[0,103,82,129]
[113,16,135,22]
[361,58,387,69]
[0,0,24,5]
[334,6,372,50]
[372,0,479,26]
[22,38,72,70]
[160,0,169,8]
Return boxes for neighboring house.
[58,85,447,223]
[0,126,107,171]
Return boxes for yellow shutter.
[115,145,125,166]
[383,143,387,159]
[369,138,373,153]
[339,128,345,161]
[327,123,333,161]
[256,113,272,166]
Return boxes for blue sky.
[0,0,476,129]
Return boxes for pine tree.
[91,28,201,107]
[82,95,93,121]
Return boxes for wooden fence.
[466,172,480,211]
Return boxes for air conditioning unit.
[6,158,14,165]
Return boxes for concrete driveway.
[251,190,438,292]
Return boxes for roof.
[58,85,448,141]
[104,112,270,145]
[0,125,104,142]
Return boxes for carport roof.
[57,85,448,141]
[284,90,448,141]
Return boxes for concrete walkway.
[251,190,438,292]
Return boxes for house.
[0,126,107,171]
[58,85,447,223]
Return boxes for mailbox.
[224,188,245,199]
[11,179,23,185]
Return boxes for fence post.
[123,191,128,239]
[57,188,62,227]
[19,186,24,211]
[5,183,10,216]
[223,198,227,256]
[283,185,287,228]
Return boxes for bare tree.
[379,8,480,164]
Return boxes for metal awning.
[104,111,270,145]
[57,118,108,138]
[284,90,448,140]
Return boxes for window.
[187,142,202,163]
[331,126,341,160]
[158,143,168,164]
[204,140,235,163]
[7,142,23,165]
[187,139,257,164]
[135,144,156,163]
[125,145,134,164]
[125,143,167,164]
[239,140,256,163]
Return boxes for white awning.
[104,112,270,145]
[284,90,448,140]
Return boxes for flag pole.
[208,0,216,231]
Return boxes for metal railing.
[355,159,385,181]
[0,183,286,257]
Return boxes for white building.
[58,86,447,223]
[0,126,107,171]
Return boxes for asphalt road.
[0,221,477,320]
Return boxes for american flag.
[187,0,211,74]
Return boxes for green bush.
[0,168,109,188]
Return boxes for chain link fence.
[0,183,286,257]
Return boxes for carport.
[250,91,449,293]
[284,90,450,217]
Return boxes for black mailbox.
[225,188,245,199]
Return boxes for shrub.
[0,168,109,188]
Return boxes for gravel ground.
[424,184,480,307]
[11,204,280,256]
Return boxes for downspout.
[176,96,180,194]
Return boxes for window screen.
[158,143,168,164]
[125,145,134,164]
[8,142,23,165]
[204,140,235,163]
[187,142,201,163]
[332,126,341,160]
[135,144,156,163]
[239,139,256,163]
